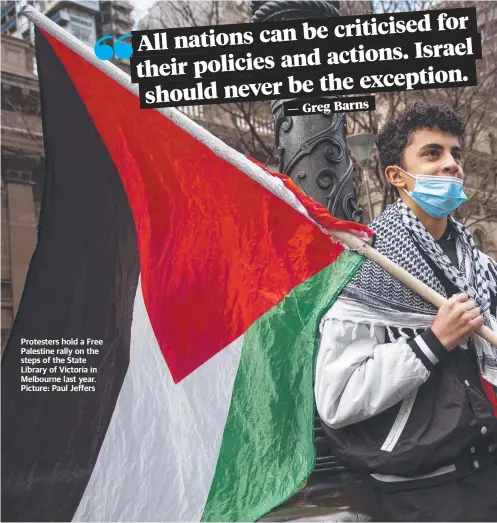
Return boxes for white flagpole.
[22,6,497,348]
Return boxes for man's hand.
[431,294,485,351]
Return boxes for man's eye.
[424,150,439,157]
[453,152,462,161]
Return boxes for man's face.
[397,127,464,192]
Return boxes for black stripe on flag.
[1,28,140,522]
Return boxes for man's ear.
[385,166,408,191]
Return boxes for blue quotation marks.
[94,34,133,60]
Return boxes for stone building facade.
[1,34,44,348]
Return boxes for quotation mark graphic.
[94,34,133,60]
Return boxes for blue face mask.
[396,167,468,219]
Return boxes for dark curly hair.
[376,102,465,170]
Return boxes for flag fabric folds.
[1,24,372,522]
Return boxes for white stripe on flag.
[73,279,243,522]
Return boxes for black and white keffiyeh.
[342,200,497,386]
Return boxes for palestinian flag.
[1,13,372,523]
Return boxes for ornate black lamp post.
[251,3,375,520]
[251,1,363,223]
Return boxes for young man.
[315,102,497,521]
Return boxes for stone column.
[4,176,38,316]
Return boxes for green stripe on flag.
[202,250,364,522]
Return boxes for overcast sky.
[131,0,158,27]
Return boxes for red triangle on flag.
[42,30,371,383]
